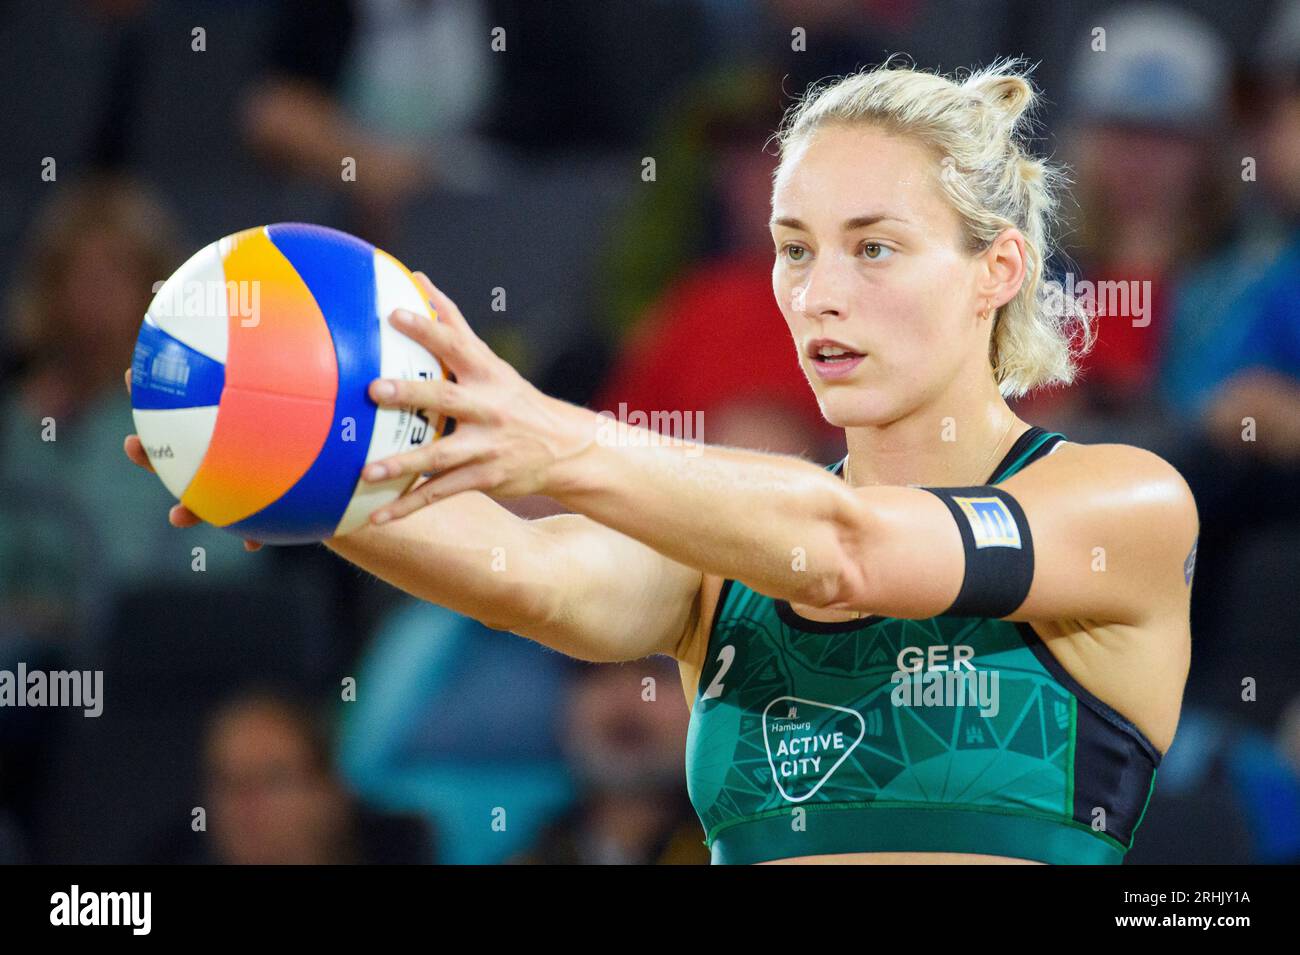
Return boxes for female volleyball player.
[126,61,1196,864]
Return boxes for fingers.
[124,367,132,396]
[412,271,477,339]
[368,375,484,423]
[169,501,263,550]
[363,432,492,483]
[371,462,498,524]
[387,308,480,377]
[124,434,155,472]
[168,504,202,527]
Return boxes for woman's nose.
[796,256,851,320]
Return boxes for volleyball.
[129,223,448,544]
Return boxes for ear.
[976,228,1028,312]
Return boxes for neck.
[843,378,1028,488]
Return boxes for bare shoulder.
[1010,440,1199,533]
[1049,439,1188,482]
[999,439,1199,627]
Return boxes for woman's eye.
[780,243,808,262]
[861,242,893,260]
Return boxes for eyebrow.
[769,214,906,230]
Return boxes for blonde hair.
[772,58,1093,397]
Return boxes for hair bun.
[966,71,1036,127]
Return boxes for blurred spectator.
[593,63,843,460]
[160,690,431,864]
[5,174,176,431]
[1129,704,1300,863]
[1021,3,1235,443]
[1162,0,1300,455]
[1277,693,1300,790]
[0,175,259,594]
[593,256,842,458]
[513,657,708,864]
[0,178,258,597]
[242,0,502,240]
[1152,0,1300,697]
[595,47,883,343]
[337,599,579,864]
[594,62,784,345]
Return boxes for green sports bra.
[684,427,1162,864]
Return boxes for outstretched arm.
[544,435,1198,627]
[371,276,1198,629]
[326,492,701,663]
[122,433,700,665]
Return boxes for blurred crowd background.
[1,0,1298,864]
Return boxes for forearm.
[325,488,559,634]
[343,295,862,615]
[545,404,861,607]
[325,481,695,662]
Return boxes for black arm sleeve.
[919,486,1035,619]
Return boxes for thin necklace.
[840,416,1019,620]
[843,416,1018,489]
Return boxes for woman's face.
[770,124,991,428]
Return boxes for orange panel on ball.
[219,226,339,401]
[181,387,334,526]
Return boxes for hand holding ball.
[129,223,449,544]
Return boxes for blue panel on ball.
[131,316,225,410]
[226,224,382,543]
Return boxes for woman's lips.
[810,353,866,379]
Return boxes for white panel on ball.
[131,406,221,500]
[145,241,231,364]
